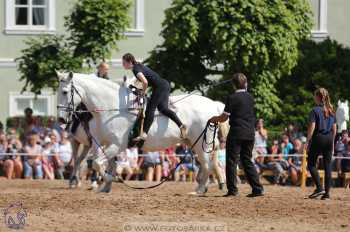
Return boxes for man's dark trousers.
[226,134,263,194]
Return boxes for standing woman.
[122,53,187,141]
[306,88,336,200]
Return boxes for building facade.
[0,0,349,124]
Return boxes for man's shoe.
[308,189,325,199]
[321,193,330,200]
[246,191,264,198]
[180,125,188,139]
[223,192,238,197]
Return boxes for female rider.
[122,53,187,141]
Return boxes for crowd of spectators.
[1,108,350,187]
[0,108,72,180]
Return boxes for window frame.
[5,0,56,35]
[124,0,145,37]
[311,0,328,40]
[9,91,55,117]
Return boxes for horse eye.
[62,91,68,95]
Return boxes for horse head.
[336,100,349,124]
[56,71,83,124]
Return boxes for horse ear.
[68,72,73,81]
[346,100,348,105]
[56,70,65,81]
[338,100,341,106]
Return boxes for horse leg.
[69,140,85,188]
[194,150,210,195]
[97,144,119,193]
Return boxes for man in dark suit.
[209,73,264,197]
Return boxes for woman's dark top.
[309,105,336,136]
[132,63,168,89]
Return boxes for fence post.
[301,149,308,188]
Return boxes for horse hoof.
[98,174,113,193]
[88,181,99,191]
[188,191,206,196]
[69,176,80,188]
[98,182,112,193]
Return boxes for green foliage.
[16,35,82,95]
[17,0,131,94]
[276,39,350,128]
[65,0,131,63]
[147,0,313,120]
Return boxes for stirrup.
[133,133,147,142]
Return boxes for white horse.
[57,72,227,194]
[336,100,349,134]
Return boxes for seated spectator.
[126,146,139,179]
[175,144,197,182]
[116,151,133,180]
[140,151,162,182]
[54,131,72,179]
[23,132,43,179]
[288,139,303,185]
[46,116,62,142]
[0,133,23,179]
[281,134,293,160]
[264,139,287,185]
[341,140,350,173]
[334,130,348,171]
[41,137,55,180]
[3,137,24,179]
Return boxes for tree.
[17,0,131,95]
[146,0,313,120]
[276,39,350,128]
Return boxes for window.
[125,0,145,37]
[5,0,56,34]
[9,92,55,117]
[310,0,328,40]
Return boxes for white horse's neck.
[73,75,129,114]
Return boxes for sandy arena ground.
[0,180,349,232]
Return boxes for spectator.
[116,151,133,180]
[281,134,294,159]
[126,146,139,179]
[4,137,24,179]
[264,139,286,185]
[288,139,303,185]
[175,144,197,182]
[140,151,162,182]
[255,119,268,155]
[23,132,43,179]
[41,137,55,180]
[47,116,62,142]
[160,150,172,179]
[96,62,110,79]
[0,133,20,179]
[55,131,72,179]
[341,140,350,173]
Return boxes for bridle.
[57,79,84,128]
